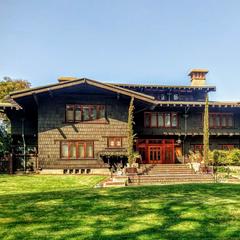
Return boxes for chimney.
[188,69,208,86]
[58,76,78,83]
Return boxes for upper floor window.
[107,137,122,148]
[173,94,179,101]
[144,112,178,128]
[209,113,233,128]
[66,104,105,123]
[160,94,166,101]
[61,141,94,159]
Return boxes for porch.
[136,139,182,164]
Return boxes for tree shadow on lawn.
[0,184,240,240]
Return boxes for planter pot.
[125,167,138,174]
[131,163,139,168]
[191,162,200,173]
[117,170,123,176]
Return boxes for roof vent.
[58,76,78,83]
[188,69,208,86]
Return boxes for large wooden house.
[1,69,240,174]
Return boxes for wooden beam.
[32,93,39,106]
[48,89,54,98]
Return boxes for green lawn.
[0,175,240,240]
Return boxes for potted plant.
[188,150,201,173]
[125,151,141,174]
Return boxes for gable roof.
[111,83,216,91]
[6,77,239,109]
[9,78,156,104]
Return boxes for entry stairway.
[129,164,214,185]
[103,164,214,187]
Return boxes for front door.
[148,146,162,164]
[137,139,175,164]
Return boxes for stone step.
[130,178,213,182]
[130,174,213,179]
[129,177,213,182]
[130,179,214,183]
[129,180,213,186]
[150,166,191,169]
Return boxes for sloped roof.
[111,83,216,91]
[0,102,21,110]
[155,101,240,108]
[4,77,239,109]
[9,78,156,104]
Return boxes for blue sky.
[0,0,240,101]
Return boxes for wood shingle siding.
[38,95,129,169]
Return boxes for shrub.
[188,150,202,163]
[209,149,240,166]
[227,149,240,165]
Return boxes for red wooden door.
[136,139,175,164]
[148,146,163,164]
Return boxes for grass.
[0,175,240,240]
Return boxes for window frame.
[60,141,94,159]
[208,113,234,129]
[144,112,179,128]
[193,144,203,153]
[107,137,123,148]
[65,104,106,123]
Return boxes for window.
[151,113,157,127]
[193,144,203,153]
[144,112,178,128]
[209,113,234,128]
[60,141,94,159]
[173,94,179,101]
[107,137,122,148]
[221,144,235,151]
[160,94,166,101]
[66,105,106,123]
[66,105,74,122]
[172,113,178,127]
[165,113,171,127]
[158,114,164,127]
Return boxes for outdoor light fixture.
[176,137,181,144]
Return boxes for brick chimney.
[58,76,78,83]
[188,69,208,86]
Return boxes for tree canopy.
[0,77,30,157]
[0,76,30,101]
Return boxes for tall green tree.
[203,94,209,164]
[127,97,135,166]
[0,77,30,156]
[0,77,30,101]
[0,120,11,157]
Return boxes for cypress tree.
[127,97,135,166]
[203,94,209,164]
